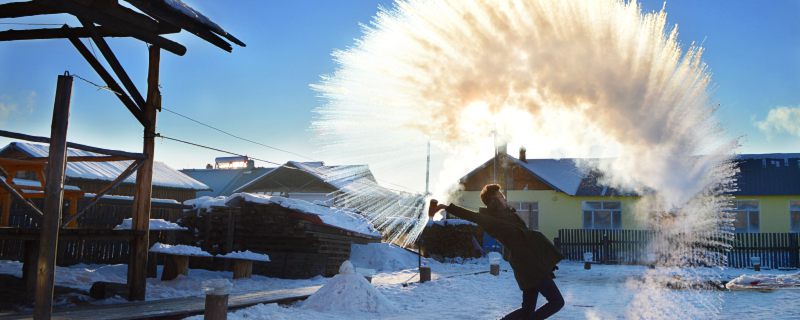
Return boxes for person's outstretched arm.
[439,203,523,238]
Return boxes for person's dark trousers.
[501,278,564,320]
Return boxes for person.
[433,184,564,319]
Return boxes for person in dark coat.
[433,184,564,320]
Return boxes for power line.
[161,106,317,161]
[0,22,64,26]
[155,133,284,166]
[68,72,421,193]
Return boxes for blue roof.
[732,154,800,196]
[181,167,274,197]
[464,153,800,197]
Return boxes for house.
[456,148,800,240]
[181,156,274,197]
[234,161,395,207]
[0,142,209,202]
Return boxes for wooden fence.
[555,229,800,269]
[0,198,190,266]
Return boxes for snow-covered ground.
[1,244,798,319]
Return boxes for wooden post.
[23,240,39,303]
[34,73,73,319]
[128,45,160,300]
[419,266,431,283]
[204,293,229,320]
[161,255,189,281]
[232,260,253,279]
[490,263,500,276]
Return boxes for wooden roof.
[0,0,245,55]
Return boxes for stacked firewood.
[421,222,484,259]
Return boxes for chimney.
[246,159,255,169]
[205,163,213,169]
[519,147,527,163]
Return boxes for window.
[583,201,622,229]
[730,200,759,233]
[791,201,800,233]
[509,201,539,230]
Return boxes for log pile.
[421,221,484,260]
[181,201,379,278]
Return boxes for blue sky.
[0,0,798,192]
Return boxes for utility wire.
[155,133,284,166]
[161,106,316,161]
[68,72,421,193]
[0,22,64,26]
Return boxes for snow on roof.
[84,193,181,205]
[115,218,187,230]
[3,142,209,191]
[235,161,392,196]
[186,192,380,238]
[12,178,81,191]
[513,157,587,195]
[216,250,270,262]
[149,242,212,257]
[182,167,273,197]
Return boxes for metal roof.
[181,167,274,197]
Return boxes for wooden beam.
[0,1,61,19]
[0,25,180,42]
[0,129,145,160]
[37,0,187,55]
[128,45,160,301]
[34,73,73,320]
[124,0,236,52]
[0,176,44,217]
[60,159,143,228]
[80,19,146,108]
[66,27,147,127]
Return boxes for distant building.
[0,142,209,202]
[234,161,394,207]
[181,156,274,197]
[457,148,800,240]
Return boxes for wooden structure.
[0,285,321,320]
[556,229,800,269]
[420,220,484,259]
[0,142,210,203]
[0,0,244,317]
[183,200,381,278]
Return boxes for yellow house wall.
[733,195,798,233]
[455,192,800,239]
[455,190,644,241]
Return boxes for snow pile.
[350,243,429,272]
[184,196,228,210]
[149,243,212,257]
[185,193,380,237]
[301,261,396,314]
[217,250,270,262]
[114,219,187,231]
[726,272,800,290]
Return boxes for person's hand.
[436,204,448,212]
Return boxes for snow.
[216,251,270,262]
[185,193,380,237]
[515,157,587,195]
[114,219,187,231]
[148,243,211,257]
[726,272,800,290]
[85,193,180,205]
[4,142,209,190]
[301,261,397,314]
[11,178,81,191]
[1,254,799,319]
[431,219,477,227]
[350,242,436,272]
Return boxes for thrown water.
[311,0,739,318]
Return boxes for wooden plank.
[0,25,179,42]
[128,45,160,301]
[0,130,145,160]
[0,285,321,320]
[0,1,61,19]
[35,74,73,319]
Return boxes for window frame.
[508,201,539,230]
[730,199,760,233]
[582,201,623,230]
[790,200,800,233]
